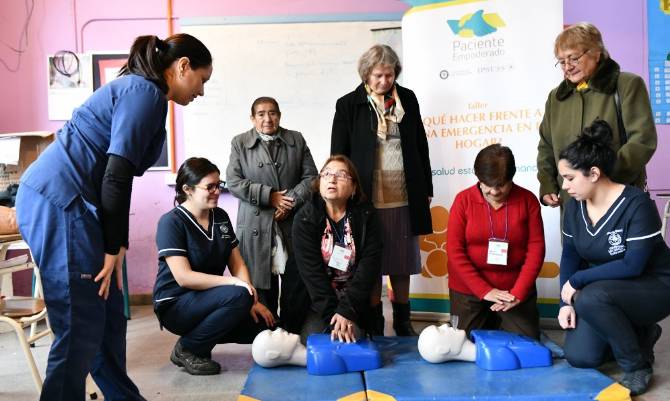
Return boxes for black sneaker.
[620,367,653,396]
[170,341,221,375]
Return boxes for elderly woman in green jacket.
[537,22,656,208]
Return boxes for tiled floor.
[1,301,668,401]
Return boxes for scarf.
[257,131,277,142]
[365,84,405,140]
[576,81,589,91]
[321,213,356,290]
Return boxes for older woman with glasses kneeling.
[293,155,382,343]
[447,144,545,340]
[153,157,272,375]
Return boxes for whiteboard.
[182,20,402,173]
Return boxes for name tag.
[328,245,352,271]
[487,239,508,266]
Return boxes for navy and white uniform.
[153,206,263,357]
[16,74,167,401]
[560,186,670,372]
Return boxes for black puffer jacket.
[292,194,382,328]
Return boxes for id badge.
[328,245,352,271]
[487,239,508,266]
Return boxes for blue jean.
[16,184,144,401]
[156,285,264,357]
[564,275,670,372]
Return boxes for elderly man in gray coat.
[226,96,318,334]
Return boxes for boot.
[392,301,418,336]
[368,303,385,337]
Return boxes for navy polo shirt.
[154,206,239,300]
[560,186,670,296]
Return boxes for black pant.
[564,275,670,372]
[257,255,310,334]
[449,289,540,339]
[157,285,265,357]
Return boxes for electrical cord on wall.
[0,0,36,72]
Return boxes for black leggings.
[564,275,670,372]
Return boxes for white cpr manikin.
[418,324,477,363]
[252,328,307,367]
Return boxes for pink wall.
[1,0,667,295]
[0,0,408,295]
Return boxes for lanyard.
[486,201,508,241]
[328,215,347,245]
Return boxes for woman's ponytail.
[118,33,211,94]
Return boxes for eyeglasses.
[194,181,225,193]
[319,170,352,181]
[554,49,589,68]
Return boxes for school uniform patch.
[219,224,231,238]
[607,229,625,256]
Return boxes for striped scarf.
[365,84,405,140]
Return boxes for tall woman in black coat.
[331,44,433,336]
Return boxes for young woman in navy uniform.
[557,119,670,396]
[16,34,212,401]
[154,157,272,375]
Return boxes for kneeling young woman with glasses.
[153,157,274,375]
[293,155,383,344]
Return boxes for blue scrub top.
[154,206,239,300]
[21,74,168,209]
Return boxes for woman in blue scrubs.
[154,157,273,375]
[16,34,212,401]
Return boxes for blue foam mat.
[365,336,621,401]
[239,363,365,401]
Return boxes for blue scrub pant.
[564,276,670,372]
[16,185,145,401]
[156,285,264,357]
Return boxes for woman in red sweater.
[447,144,545,339]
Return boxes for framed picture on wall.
[47,52,93,121]
[92,53,173,170]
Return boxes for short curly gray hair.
[357,44,402,82]
[554,22,609,60]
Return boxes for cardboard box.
[0,131,54,191]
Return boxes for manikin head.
[418,324,476,363]
[252,328,307,367]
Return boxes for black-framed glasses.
[194,181,225,193]
[554,49,590,68]
[319,170,352,181]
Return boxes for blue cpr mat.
[238,364,366,401]
[364,336,629,401]
[239,336,629,401]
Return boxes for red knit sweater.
[447,183,545,302]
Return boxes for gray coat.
[226,128,317,289]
